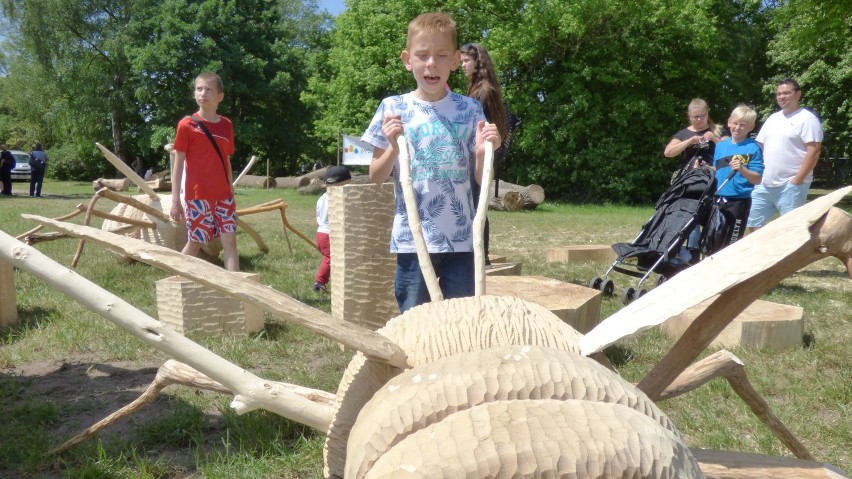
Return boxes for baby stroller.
[589,166,717,304]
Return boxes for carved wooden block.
[484,262,522,276]
[547,245,617,263]
[488,254,507,263]
[156,273,263,336]
[1,258,18,326]
[328,183,398,331]
[662,298,804,350]
[486,275,602,333]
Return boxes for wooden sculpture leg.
[659,350,812,460]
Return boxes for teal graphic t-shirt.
[363,92,486,253]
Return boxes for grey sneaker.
[312,282,328,293]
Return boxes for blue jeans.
[747,181,810,228]
[395,252,474,313]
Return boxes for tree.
[766,0,852,161]
[305,0,770,203]
[1,0,332,178]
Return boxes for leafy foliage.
[766,0,852,160]
[1,0,849,201]
[0,0,331,178]
[304,0,771,203]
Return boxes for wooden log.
[692,449,850,479]
[13,219,407,370]
[0,258,17,326]
[0,231,337,431]
[298,177,325,195]
[92,178,130,191]
[235,174,276,188]
[488,180,546,210]
[274,176,308,189]
[142,177,171,192]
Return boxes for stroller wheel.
[622,287,636,305]
[589,277,603,290]
[638,288,648,298]
[602,280,615,297]
[657,276,667,286]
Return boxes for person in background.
[664,99,725,263]
[364,12,501,313]
[664,98,725,171]
[460,42,511,265]
[704,104,763,253]
[0,144,15,196]
[29,143,49,197]
[747,78,822,230]
[169,71,239,271]
[313,165,352,293]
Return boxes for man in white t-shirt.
[747,78,823,230]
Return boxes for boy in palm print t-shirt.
[364,12,501,313]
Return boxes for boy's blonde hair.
[195,71,224,93]
[729,104,757,125]
[406,12,457,48]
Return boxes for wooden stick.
[13,219,408,369]
[474,141,494,297]
[51,359,335,454]
[96,143,159,199]
[660,350,812,460]
[580,186,852,357]
[87,207,156,229]
[233,155,258,187]
[71,188,107,268]
[396,135,442,302]
[0,232,338,431]
[16,208,84,241]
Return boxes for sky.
[319,0,347,16]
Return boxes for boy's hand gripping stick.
[396,134,443,302]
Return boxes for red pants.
[315,232,330,284]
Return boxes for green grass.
[0,182,850,477]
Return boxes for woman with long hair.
[460,43,509,148]
[460,43,511,265]
[664,98,725,170]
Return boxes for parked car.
[9,150,31,181]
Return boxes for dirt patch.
[0,357,221,477]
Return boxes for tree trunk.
[235,175,276,188]
[487,181,546,211]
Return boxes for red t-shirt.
[173,115,235,201]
